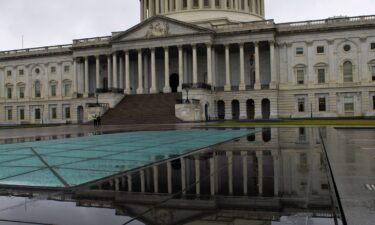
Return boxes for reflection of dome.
[139,0,265,25]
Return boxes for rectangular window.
[344,97,354,112]
[297,69,305,84]
[7,109,12,121]
[318,69,325,84]
[298,98,305,112]
[317,46,325,54]
[19,69,24,76]
[19,87,25,99]
[6,71,12,77]
[51,85,57,97]
[319,98,326,112]
[35,108,41,120]
[296,47,304,55]
[65,107,71,119]
[372,66,375,81]
[371,43,375,50]
[7,88,12,99]
[64,65,70,73]
[51,108,57,119]
[19,109,25,120]
[51,67,56,73]
[299,127,307,142]
[64,84,71,97]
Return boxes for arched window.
[343,61,353,82]
[35,80,41,98]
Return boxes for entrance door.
[77,106,84,124]
[232,100,240,120]
[217,101,225,120]
[247,99,255,120]
[205,104,209,121]
[170,74,179,93]
[262,99,271,120]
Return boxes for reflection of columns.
[107,55,112,90]
[209,156,215,196]
[269,41,277,89]
[192,45,198,84]
[127,174,132,192]
[124,51,130,94]
[272,150,279,197]
[150,48,157,93]
[254,42,261,90]
[256,151,263,196]
[163,47,171,93]
[227,152,233,195]
[241,151,248,195]
[195,156,200,196]
[113,54,118,90]
[207,44,213,86]
[225,44,231,91]
[95,56,100,90]
[181,158,186,195]
[153,166,159,193]
[167,161,172,194]
[84,57,89,96]
[178,46,183,92]
[140,170,145,193]
[239,43,246,90]
[137,50,144,94]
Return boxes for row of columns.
[73,40,276,96]
[140,0,264,21]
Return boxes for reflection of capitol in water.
[62,127,334,225]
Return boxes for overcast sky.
[0,0,374,51]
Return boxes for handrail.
[0,44,72,56]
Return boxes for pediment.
[112,16,214,42]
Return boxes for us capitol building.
[1,0,375,124]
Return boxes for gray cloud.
[0,0,374,51]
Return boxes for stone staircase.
[100,93,183,125]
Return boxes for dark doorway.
[170,73,179,93]
[77,106,84,124]
[102,78,108,92]
[262,99,271,120]
[232,100,240,120]
[247,99,255,120]
[205,104,209,121]
[217,101,225,120]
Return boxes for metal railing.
[0,44,72,56]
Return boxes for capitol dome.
[139,0,265,25]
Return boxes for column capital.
[205,42,212,47]
[239,42,245,47]
[163,46,170,51]
[177,45,184,50]
[95,55,101,59]
[253,41,259,47]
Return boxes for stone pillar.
[254,42,261,90]
[270,41,277,89]
[225,44,231,91]
[163,47,171,93]
[241,151,248,195]
[150,48,157,93]
[209,156,215,196]
[137,50,144,94]
[95,56,100,90]
[127,174,132,192]
[251,0,256,13]
[221,0,227,9]
[245,0,249,11]
[148,0,154,17]
[195,156,200,196]
[140,170,145,193]
[113,54,118,91]
[181,158,186,195]
[124,51,131,94]
[227,151,233,195]
[192,45,198,85]
[256,151,263,196]
[199,0,204,9]
[234,0,239,9]
[107,55,112,90]
[207,44,213,86]
[73,58,78,95]
[155,0,160,14]
[119,56,124,90]
[212,47,216,87]
[164,0,168,12]
[239,43,246,90]
[140,0,144,20]
[153,166,159,193]
[211,0,215,8]
[175,0,180,11]
[178,46,184,92]
[167,161,173,194]
[84,57,89,96]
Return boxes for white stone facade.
[1,0,375,124]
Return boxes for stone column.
[149,0,154,17]
[234,0,239,9]
[207,44,213,86]
[155,0,160,14]
[256,151,263,196]
[124,51,131,94]
[254,42,261,90]
[163,47,171,93]
[251,0,256,13]
[239,43,246,90]
[84,57,89,96]
[211,0,215,8]
[167,161,173,194]
[140,170,145,193]
[73,58,78,95]
[241,151,248,195]
[150,48,157,93]
[212,47,216,87]
[199,0,203,9]
[140,0,144,20]
[137,50,144,94]
[245,0,249,11]
[95,56,100,90]
[119,56,124,90]
[113,54,118,91]
[153,166,159,193]
[195,156,200,196]
[178,46,184,92]
[269,41,277,89]
[127,174,132,192]
[175,0,180,11]
[227,151,233,195]
[209,156,215,196]
[224,44,231,91]
[181,158,186,195]
[221,0,227,9]
[307,41,314,86]
[107,55,112,90]
[192,45,198,85]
